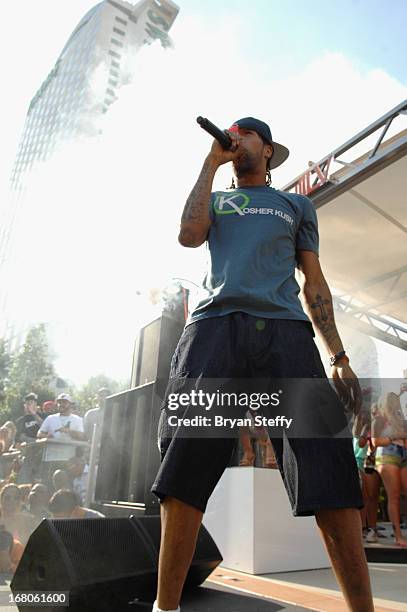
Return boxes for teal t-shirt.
[188,186,319,325]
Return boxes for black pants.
[151,313,363,516]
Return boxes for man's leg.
[315,507,374,612]
[156,497,203,611]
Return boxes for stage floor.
[2,522,406,612]
[0,578,309,612]
[2,564,406,612]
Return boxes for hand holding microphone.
[196,116,242,166]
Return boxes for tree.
[75,374,126,415]
[0,339,12,414]
[5,324,56,421]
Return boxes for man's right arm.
[178,157,218,247]
[178,131,242,248]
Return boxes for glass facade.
[1,0,180,340]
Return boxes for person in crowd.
[3,422,17,449]
[372,391,407,547]
[0,526,24,574]
[14,393,44,446]
[0,484,39,546]
[353,405,381,543]
[37,394,85,442]
[28,484,51,520]
[49,489,105,519]
[67,448,89,505]
[18,484,32,511]
[238,411,277,468]
[52,469,72,492]
[399,380,407,419]
[0,428,11,454]
[42,400,56,415]
[84,387,110,441]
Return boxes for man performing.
[151,117,374,612]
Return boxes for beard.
[233,149,260,178]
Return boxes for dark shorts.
[151,313,363,516]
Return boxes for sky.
[0,0,406,386]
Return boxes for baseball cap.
[229,117,289,169]
[56,393,73,403]
[24,393,38,402]
[42,400,56,412]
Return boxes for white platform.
[203,467,330,574]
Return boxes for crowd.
[0,382,406,576]
[0,389,109,575]
[353,384,407,547]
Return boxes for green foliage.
[74,374,127,415]
[0,324,128,423]
[0,339,12,412]
[4,324,56,422]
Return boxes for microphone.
[196,116,232,150]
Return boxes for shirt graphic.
[189,186,319,325]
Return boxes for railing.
[283,100,407,201]
[1,439,90,487]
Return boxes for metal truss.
[283,99,407,207]
[337,266,407,314]
[333,295,407,350]
[283,101,407,349]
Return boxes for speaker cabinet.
[95,299,187,509]
[95,382,163,509]
[131,312,185,388]
[11,516,222,612]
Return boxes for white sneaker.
[365,528,378,543]
[152,601,180,612]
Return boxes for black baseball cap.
[230,117,289,169]
[24,393,38,402]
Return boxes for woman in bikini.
[372,391,407,547]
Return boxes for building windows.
[115,16,127,26]
[109,69,119,78]
[108,79,118,87]
[111,60,120,69]
[111,38,124,48]
[113,27,125,37]
[108,50,121,59]
[106,89,116,97]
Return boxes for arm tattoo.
[311,294,329,321]
[308,290,342,351]
[181,158,215,225]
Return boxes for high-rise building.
[0,0,179,342]
[10,0,178,194]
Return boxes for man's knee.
[315,507,360,533]
[161,496,204,520]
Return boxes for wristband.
[329,350,349,366]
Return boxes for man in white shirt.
[38,393,85,440]
[37,393,86,464]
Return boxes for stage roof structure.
[283,100,407,350]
